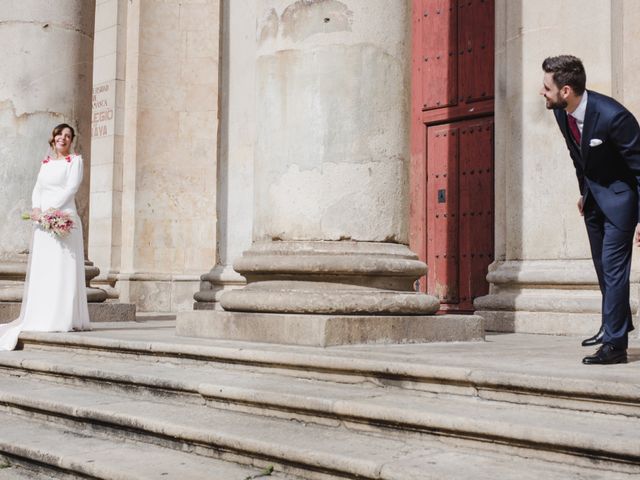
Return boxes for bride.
[0,123,90,351]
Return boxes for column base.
[475,310,602,335]
[474,260,639,335]
[84,261,108,302]
[193,264,246,311]
[89,271,121,300]
[223,241,440,315]
[0,260,109,302]
[176,310,484,347]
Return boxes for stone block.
[88,302,136,322]
[91,135,116,166]
[93,52,118,85]
[94,25,118,59]
[192,302,218,310]
[90,163,115,193]
[125,280,172,312]
[180,3,219,32]
[176,310,484,347]
[0,303,21,323]
[478,310,602,336]
[171,280,201,312]
[95,0,118,33]
[0,302,135,324]
[475,260,640,335]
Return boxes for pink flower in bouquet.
[36,208,75,237]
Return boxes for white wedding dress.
[0,154,90,351]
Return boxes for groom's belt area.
[582,174,637,192]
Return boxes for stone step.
[0,376,640,480]
[0,464,61,480]
[18,330,640,418]
[2,347,640,469]
[0,412,295,480]
[0,368,640,472]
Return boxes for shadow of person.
[626,348,640,363]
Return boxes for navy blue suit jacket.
[554,90,640,231]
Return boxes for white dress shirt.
[568,90,588,136]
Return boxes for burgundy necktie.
[567,113,581,146]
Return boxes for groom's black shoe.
[582,343,627,365]
[581,326,605,347]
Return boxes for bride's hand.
[30,208,42,221]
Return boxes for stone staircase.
[0,323,639,479]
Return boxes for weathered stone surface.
[0,464,58,480]
[89,0,220,313]
[1,324,639,478]
[0,304,20,323]
[14,323,640,410]
[208,0,441,331]
[0,0,95,303]
[117,275,200,313]
[87,302,136,323]
[0,260,108,303]
[0,413,290,480]
[195,266,246,306]
[192,0,255,309]
[0,302,135,324]
[475,260,640,334]
[176,310,483,346]
[253,0,410,243]
[481,1,639,334]
[220,240,440,317]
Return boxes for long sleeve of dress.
[31,172,42,209]
[48,155,84,209]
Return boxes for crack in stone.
[0,20,93,39]
[0,98,64,122]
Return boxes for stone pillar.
[88,0,129,300]
[474,0,639,334]
[177,0,483,346]
[0,1,103,319]
[115,0,220,312]
[193,0,255,309]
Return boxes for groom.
[541,55,640,365]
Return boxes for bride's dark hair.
[48,123,75,148]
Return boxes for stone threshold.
[176,310,484,346]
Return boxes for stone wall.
[90,0,220,311]
[193,0,256,309]
[89,0,127,298]
[476,0,640,334]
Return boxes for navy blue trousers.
[583,195,635,349]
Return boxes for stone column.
[193,0,255,309]
[0,1,102,319]
[177,0,483,346]
[474,0,639,335]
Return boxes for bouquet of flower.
[22,208,75,237]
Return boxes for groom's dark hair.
[542,55,586,95]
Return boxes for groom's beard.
[546,97,568,110]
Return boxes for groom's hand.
[636,224,640,246]
[577,196,584,216]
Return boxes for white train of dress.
[0,154,90,351]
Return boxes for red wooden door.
[410,0,494,313]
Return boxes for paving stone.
[0,465,60,480]
[0,414,295,480]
